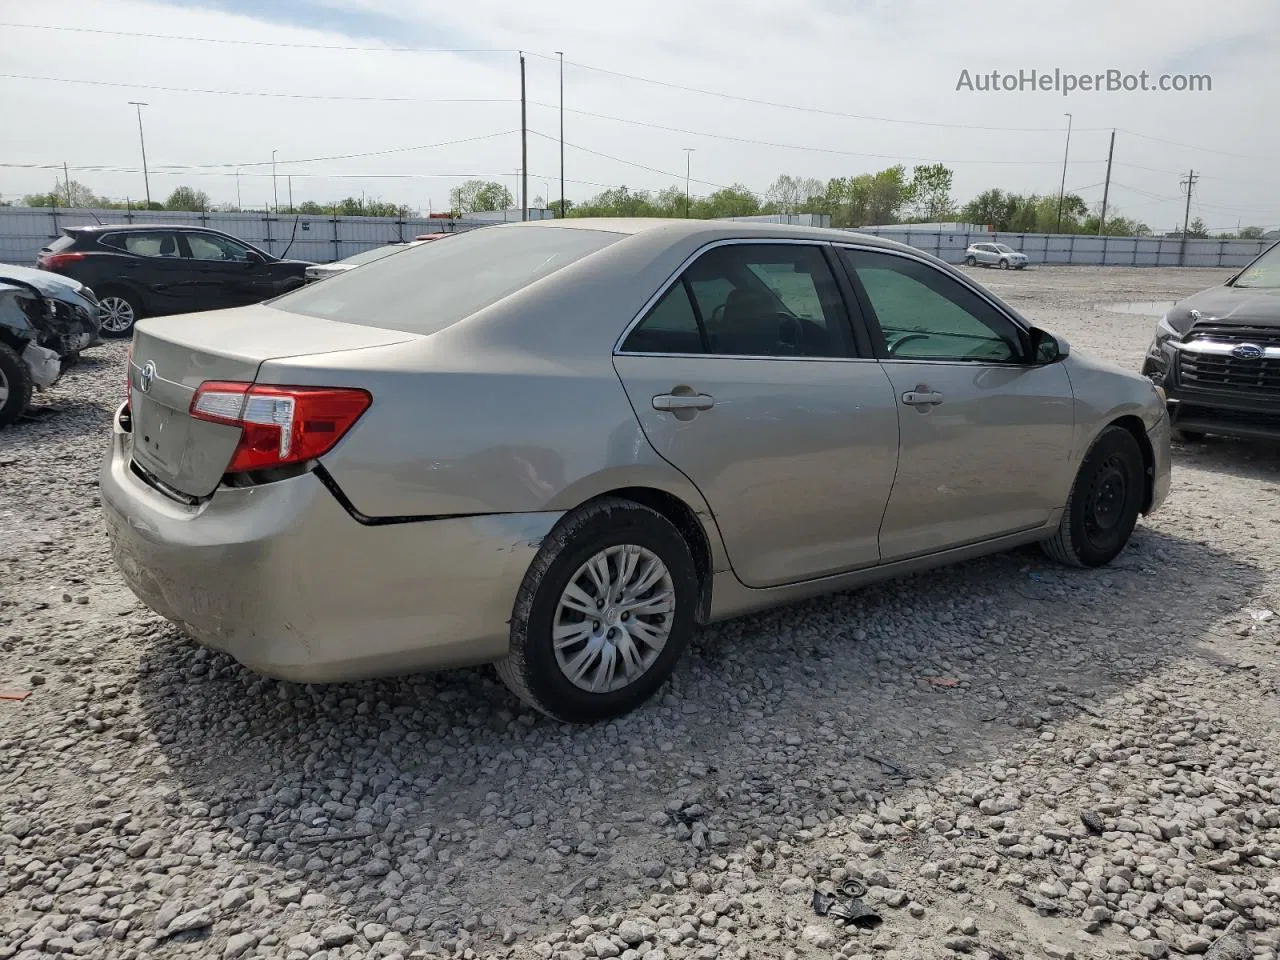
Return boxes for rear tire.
[1042,426,1145,568]
[496,497,699,723]
[0,341,34,428]
[97,289,141,339]
[999,258,1010,269]
[965,256,977,267]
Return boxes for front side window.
[841,248,1024,362]
[186,233,253,262]
[109,232,182,258]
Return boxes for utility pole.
[1098,129,1115,236]
[556,50,565,218]
[128,101,151,208]
[236,170,241,210]
[287,175,293,213]
[63,162,72,207]
[519,52,529,222]
[272,150,279,214]
[683,148,695,217]
[1055,112,1072,233]
[1179,169,1199,265]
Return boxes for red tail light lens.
[38,252,88,270]
[189,381,371,473]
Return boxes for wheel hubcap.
[553,544,675,694]
[1085,455,1128,536]
[99,297,135,333]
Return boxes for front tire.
[496,497,698,723]
[1042,426,1145,568]
[97,289,141,339]
[0,342,34,428]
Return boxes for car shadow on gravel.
[133,524,1259,949]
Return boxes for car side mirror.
[1030,327,1069,364]
[245,250,266,265]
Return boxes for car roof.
[494,217,925,253]
[69,224,223,233]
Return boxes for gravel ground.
[3,266,1279,960]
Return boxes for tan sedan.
[101,219,1171,722]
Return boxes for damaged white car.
[0,265,102,427]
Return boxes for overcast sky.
[2,0,1278,231]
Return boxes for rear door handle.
[652,393,715,412]
[901,390,944,406]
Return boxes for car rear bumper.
[100,405,561,682]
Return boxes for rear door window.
[274,226,621,334]
[105,232,183,258]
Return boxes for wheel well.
[1109,415,1155,513]
[0,327,27,352]
[585,487,714,623]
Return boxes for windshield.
[274,225,622,334]
[1232,242,1280,289]
[338,244,414,267]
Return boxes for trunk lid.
[128,305,416,498]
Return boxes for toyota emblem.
[1231,343,1264,360]
[139,360,156,393]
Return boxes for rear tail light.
[189,381,371,473]
[38,252,88,270]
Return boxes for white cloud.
[1,0,1278,230]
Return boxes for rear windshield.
[274,226,622,334]
[44,235,76,254]
[338,244,413,267]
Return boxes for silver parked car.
[965,242,1029,269]
[102,219,1170,722]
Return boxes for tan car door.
[838,246,1075,563]
[612,241,900,589]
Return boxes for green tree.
[907,164,954,222]
[297,201,328,215]
[449,179,513,214]
[692,184,760,219]
[164,186,211,211]
[23,178,100,208]
[961,189,1018,230]
[1185,217,1209,239]
[1239,225,1265,240]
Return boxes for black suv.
[1143,240,1280,442]
[36,225,313,338]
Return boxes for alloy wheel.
[99,296,136,334]
[552,544,675,694]
[0,365,8,406]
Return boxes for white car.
[965,242,1029,270]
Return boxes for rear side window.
[273,226,621,334]
[103,232,182,258]
[623,243,854,358]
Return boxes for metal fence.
[0,205,550,266]
[849,226,1269,268]
[0,205,1270,269]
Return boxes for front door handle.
[901,390,944,407]
[652,393,715,412]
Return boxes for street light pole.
[556,50,565,217]
[128,102,151,208]
[272,150,279,214]
[1055,112,1073,234]
[683,148,694,217]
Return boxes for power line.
[527,101,1094,166]
[1117,128,1268,164]
[527,129,737,191]
[0,21,516,53]
[528,53,1106,134]
[0,72,518,104]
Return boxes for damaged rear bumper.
[99,405,561,682]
